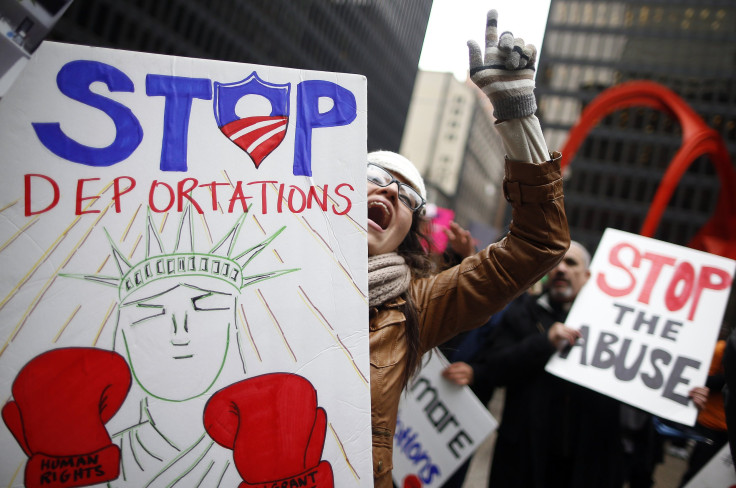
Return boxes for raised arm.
[414,9,569,351]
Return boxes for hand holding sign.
[548,322,582,350]
[441,361,475,386]
[546,229,735,426]
[687,386,709,410]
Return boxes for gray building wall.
[536,0,736,253]
[45,0,432,153]
[400,71,507,247]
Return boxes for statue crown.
[63,206,297,301]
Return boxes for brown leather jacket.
[369,155,569,487]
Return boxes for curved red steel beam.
[559,80,736,258]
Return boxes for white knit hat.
[367,151,426,201]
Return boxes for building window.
[551,1,569,24]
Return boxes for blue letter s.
[32,60,143,167]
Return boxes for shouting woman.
[366,9,570,486]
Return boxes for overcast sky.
[418,0,553,81]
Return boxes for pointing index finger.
[485,10,499,49]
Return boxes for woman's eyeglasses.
[367,163,425,212]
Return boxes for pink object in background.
[426,205,455,254]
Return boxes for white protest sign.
[684,444,736,488]
[546,228,735,425]
[0,42,371,487]
[392,351,497,488]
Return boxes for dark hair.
[396,210,435,387]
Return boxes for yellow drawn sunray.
[256,288,296,362]
[251,214,266,235]
[267,182,366,301]
[92,301,117,346]
[329,423,360,481]
[0,217,39,254]
[6,460,23,488]
[96,255,111,273]
[299,214,366,301]
[302,216,333,252]
[199,212,213,244]
[297,288,368,385]
[127,234,143,259]
[203,185,225,215]
[0,181,116,314]
[158,212,169,233]
[121,204,143,242]
[238,303,261,362]
[221,170,235,188]
[0,199,116,352]
[315,185,366,234]
[53,304,81,343]
[0,199,20,214]
[0,219,79,313]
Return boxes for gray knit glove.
[468,9,537,121]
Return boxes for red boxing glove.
[2,347,131,488]
[204,373,333,488]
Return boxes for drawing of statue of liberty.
[62,206,298,487]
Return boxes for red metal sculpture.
[560,80,736,259]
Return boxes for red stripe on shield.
[220,116,288,168]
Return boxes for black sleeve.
[723,328,736,469]
[706,372,725,392]
[470,296,556,388]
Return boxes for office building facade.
[46,0,432,152]
[401,71,507,247]
[536,0,736,253]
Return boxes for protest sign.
[0,42,372,487]
[684,444,736,488]
[546,228,735,425]
[392,352,497,487]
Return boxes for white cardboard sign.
[0,42,371,487]
[684,444,736,488]
[546,228,735,426]
[392,352,497,487]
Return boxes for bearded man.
[443,241,625,488]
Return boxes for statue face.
[118,281,234,401]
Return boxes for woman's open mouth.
[368,201,391,230]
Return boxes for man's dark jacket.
[471,292,624,488]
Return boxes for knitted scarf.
[368,253,411,308]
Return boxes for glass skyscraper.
[536,0,736,253]
[46,0,432,152]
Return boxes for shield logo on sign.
[214,73,290,168]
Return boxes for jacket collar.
[370,296,406,330]
[536,292,572,319]
[536,293,554,313]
